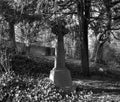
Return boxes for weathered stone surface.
[16,42,55,56]
[49,20,72,90]
[49,68,72,89]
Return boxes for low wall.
[16,42,55,56]
[29,45,55,57]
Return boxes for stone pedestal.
[49,68,72,89]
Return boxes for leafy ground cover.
[0,55,119,101]
[1,72,120,102]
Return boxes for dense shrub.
[11,55,54,75]
[103,47,120,68]
[103,43,120,66]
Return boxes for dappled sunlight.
[1,72,120,101]
[0,0,120,101]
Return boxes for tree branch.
[111,0,120,7]
[113,15,120,20]
[111,32,120,40]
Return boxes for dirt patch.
[73,78,120,94]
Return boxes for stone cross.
[49,20,72,90]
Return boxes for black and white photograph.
[0,0,120,101]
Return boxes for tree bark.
[74,35,81,60]
[77,0,90,76]
[91,38,98,61]
[9,22,16,52]
[95,41,105,63]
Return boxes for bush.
[11,55,54,76]
[103,43,120,66]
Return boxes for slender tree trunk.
[74,34,81,60]
[91,38,103,62]
[95,41,105,63]
[9,22,16,52]
[0,63,5,72]
[91,38,98,61]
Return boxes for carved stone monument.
[49,19,72,89]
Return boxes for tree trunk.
[91,38,98,61]
[95,42,105,64]
[91,38,106,64]
[9,22,16,53]
[74,35,81,60]
[77,0,90,76]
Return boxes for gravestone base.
[49,68,72,90]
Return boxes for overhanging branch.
[111,31,120,40]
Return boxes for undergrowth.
[0,55,120,101]
[0,72,120,102]
[0,72,93,102]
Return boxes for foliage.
[0,19,15,73]
[19,21,41,45]
[1,0,120,78]
[0,72,89,102]
[1,72,120,102]
[11,55,53,75]
[11,55,82,77]
[0,0,43,23]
